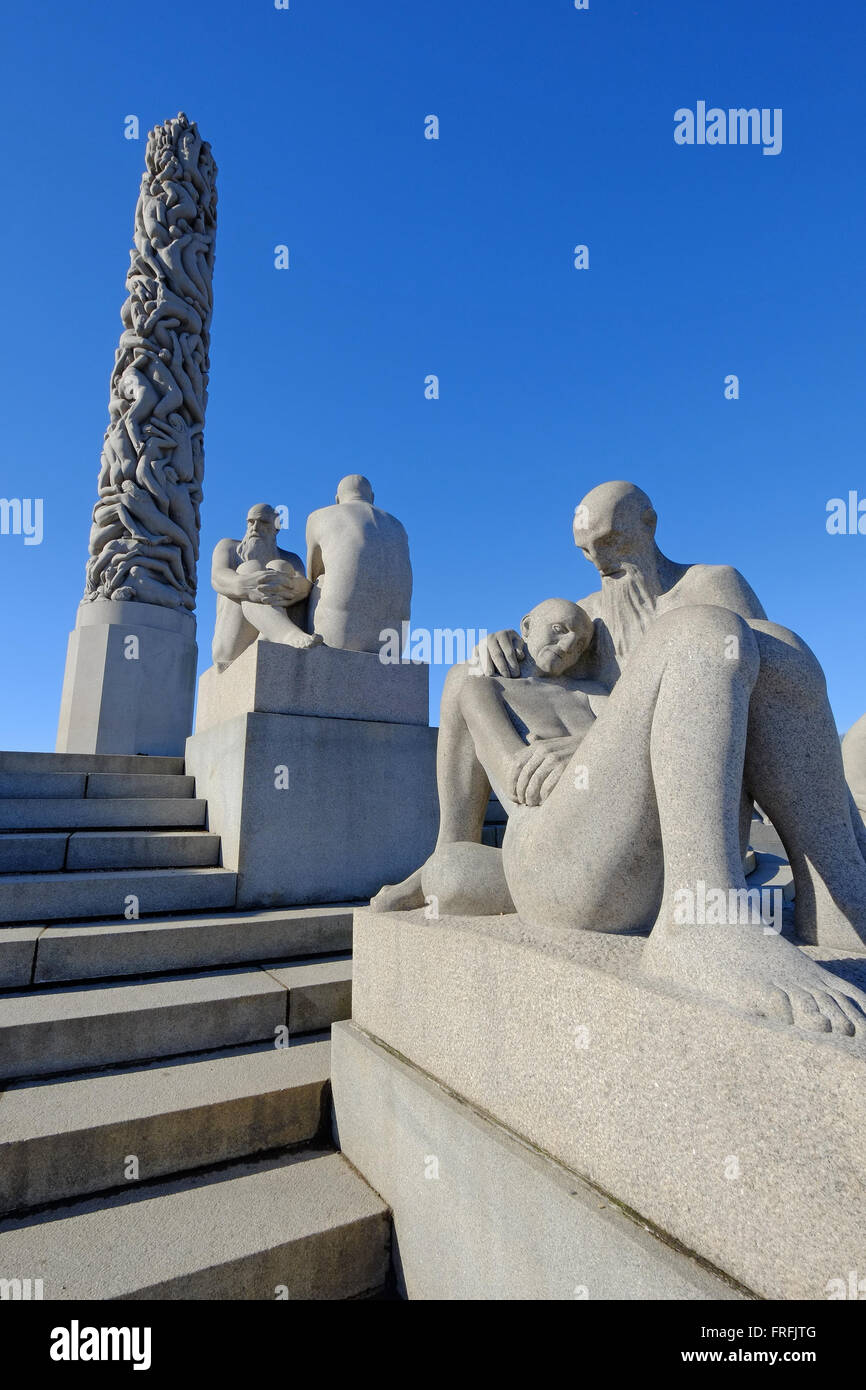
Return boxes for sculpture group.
[71,109,866,1046]
[211,475,412,669]
[373,480,866,1040]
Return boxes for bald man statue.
[211,504,322,672]
[305,476,412,653]
[373,481,866,1039]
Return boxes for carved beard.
[237,531,277,565]
[600,561,661,662]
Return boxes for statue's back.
[309,501,412,652]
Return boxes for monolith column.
[57,112,217,755]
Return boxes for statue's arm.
[211,538,250,601]
[305,514,324,584]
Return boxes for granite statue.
[305,476,412,653]
[373,481,866,1037]
[211,504,321,671]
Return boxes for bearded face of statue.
[573,488,661,662]
[598,560,662,660]
[237,508,278,566]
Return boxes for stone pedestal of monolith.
[185,643,438,908]
[332,906,866,1300]
[57,600,197,756]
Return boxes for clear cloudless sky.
[0,0,863,749]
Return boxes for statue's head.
[519,598,593,677]
[572,481,657,578]
[335,474,374,505]
[238,505,280,565]
[245,504,279,538]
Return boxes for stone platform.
[194,641,429,732]
[57,600,197,757]
[186,643,438,908]
[333,907,866,1300]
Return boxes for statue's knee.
[653,605,759,671]
[441,660,476,711]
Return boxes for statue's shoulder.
[213,535,240,557]
[675,563,766,619]
[375,507,409,538]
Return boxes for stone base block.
[349,907,866,1300]
[332,1021,742,1300]
[57,600,197,757]
[185,713,438,908]
[194,641,428,732]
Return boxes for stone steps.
[82,773,195,799]
[0,966,286,1080]
[21,905,355,984]
[0,1036,331,1214]
[0,829,220,874]
[0,1148,390,1300]
[0,865,238,924]
[0,772,195,799]
[0,751,185,776]
[270,958,353,1036]
[0,750,384,1300]
[0,956,352,1080]
[0,798,207,831]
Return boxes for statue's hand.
[507,741,574,807]
[245,569,312,606]
[266,570,313,605]
[239,569,276,603]
[479,628,525,678]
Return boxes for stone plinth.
[57,601,197,757]
[337,907,866,1300]
[194,641,428,733]
[331,1021,742,1301]
[185,648,438,908]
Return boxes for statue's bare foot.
[283,631,323,650]
[642,921,866,1038]
[369,868,425,913]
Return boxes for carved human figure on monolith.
[374,480,866,1037]
[211,505,322,671]
[305,476,412,652]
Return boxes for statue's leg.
[238,599,322,649]
[212,595,258,672]
[502,604,751,935]
[623,607,866,1034]
[500,603,866,1034]
[739,621,866,948]
[369,662,493,911]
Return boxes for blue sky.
[0,0,863,749]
